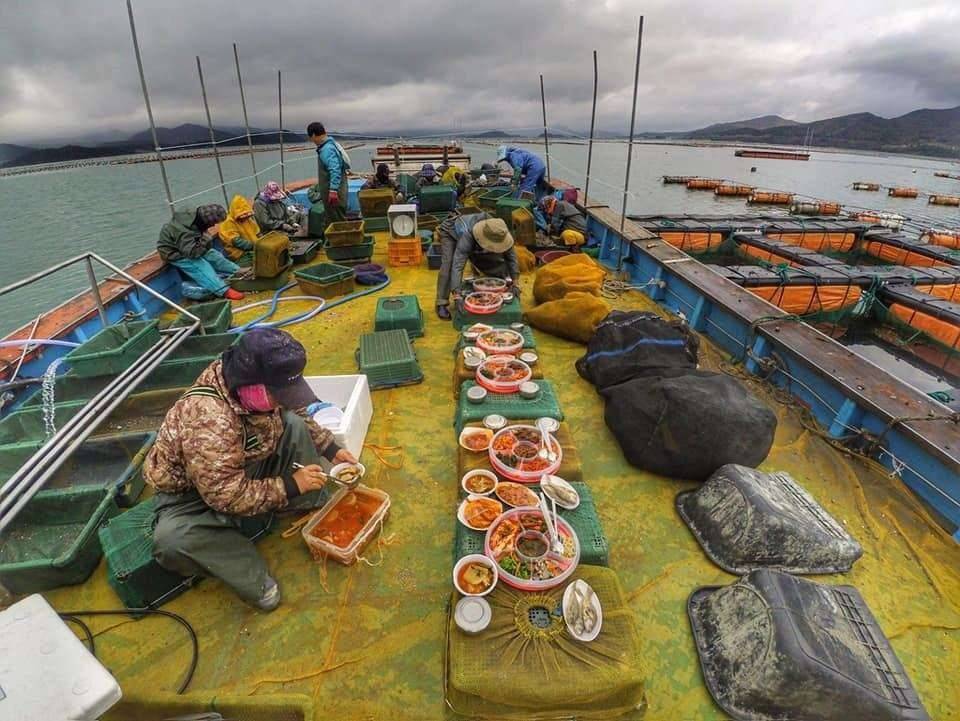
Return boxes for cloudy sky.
[2,0,959,144]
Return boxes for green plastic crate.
[419,185,457,213]
[325,220,365,247]
[324,237,374,262]
[478,187,513,209]
[98,497,192,609]
[307,204,326,238]
[454,380,563,434]
[356,329,423,390]
[0,431,155,507]
[295,262,353,284]
[495,198,534,230]
[164,332,238,361]
[453,295,523,330]
[454,483,609,566]
[167,300,232,334]
[0,486,119,594]
[290,240,321,264]
[374,295,424,339]
[397,174,418,198]
[363,217,390,233]
[65,320,161,378]
[99,496,273,609]
[453,324,536,355]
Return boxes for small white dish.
[540,475,580,510]
[466,386,488,404]
[518,381,540,399]
[456,495,503,531]
[519,351,539,365]
[455,596,493,634]
[482,414,507,431]
[536,417,560,433]
[563,579,603,642]
[453,554,499,598]
[329,462,366,488]
[459,427,493,452]
[461,469,498,496]
[510,323,526,331]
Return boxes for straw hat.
[472,218,515,253]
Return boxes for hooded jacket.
[143,360,338,516]
[501,147,546,178]
[157,209,212,262]
[219,196,259,259]
[253,195,291,233]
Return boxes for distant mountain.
[683,107,960,157]
[125,123,233,148]
[693,115,800,134]
[0,143,32,164]
[466,130,516,138]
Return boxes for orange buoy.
[748,191,794,205]
[921,229,960,249]
[928,195,960,207]
[852,182,880,191]
[888,187,919,198]
[817,202,842,215]
[715,184,755,196]
[686,178,723,190]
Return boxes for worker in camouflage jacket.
[144,328,357,610]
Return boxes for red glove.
[327,191,340,206]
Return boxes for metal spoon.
[292,462,359,490]
[536,417,558,462]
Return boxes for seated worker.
[497,145,550,200]
[253,181,304,234]
[416,163,439,190]
[306,122,349,227]
[157,204,244,301]
[144,328,358,611]
[218,195,259,264]
[362,163,399,192]
[541,195,588,246]
[435,213,519,320]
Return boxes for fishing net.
[533,254,606,304]
[445,565,646,720]
[525,292,611,344]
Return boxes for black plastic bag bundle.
[576,311,699,390]
[600,370,777,481]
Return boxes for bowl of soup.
[453,554,499,597]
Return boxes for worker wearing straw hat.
[434,212,519,320]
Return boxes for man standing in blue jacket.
[307,122,349,229]
[497,145,550,200]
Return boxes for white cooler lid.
[0,594,121,721]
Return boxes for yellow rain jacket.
[218,195,259,260]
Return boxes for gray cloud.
[1,0,958,143]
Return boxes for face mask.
[236,384,276,412]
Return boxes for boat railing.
[0,252,204,534]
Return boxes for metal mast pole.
[196,56,229,207]
[617,17,644,270]
[584,50,598,204]
[126,0,174,215]
[278,70,286,190]
[233,42,259,193]
[540,74,551,181]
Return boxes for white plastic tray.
[305,374,372,458]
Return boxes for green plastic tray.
[167,300,232,334]
[295,262,354,285]
[230,270,291,292]
[0,485,119,594]
[0,431,155,508]
[453,295,523,330]
[290,240,321,264]
[453,324,536,354]
[22,356,214,408]
[454,380,563,434]
[324,237,374,262]
[356,329,423,390]
[374,295,424,339]
[454,483,609,566]
[478,187,513,209]
[419,185,457,213]
[65,320,161,378]
[363,217,390,233]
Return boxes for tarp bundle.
[600,370,777,481]
[575,311,699,389]
[525,255,610,342]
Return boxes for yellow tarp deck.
[44,238,960,720]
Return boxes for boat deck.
[41,236,960,719]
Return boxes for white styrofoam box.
[0,595,121,721]
[305,374,372,458]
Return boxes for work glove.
[327,191,340,206]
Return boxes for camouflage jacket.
[143,360,337,516]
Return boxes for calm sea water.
[1,140,959,334]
